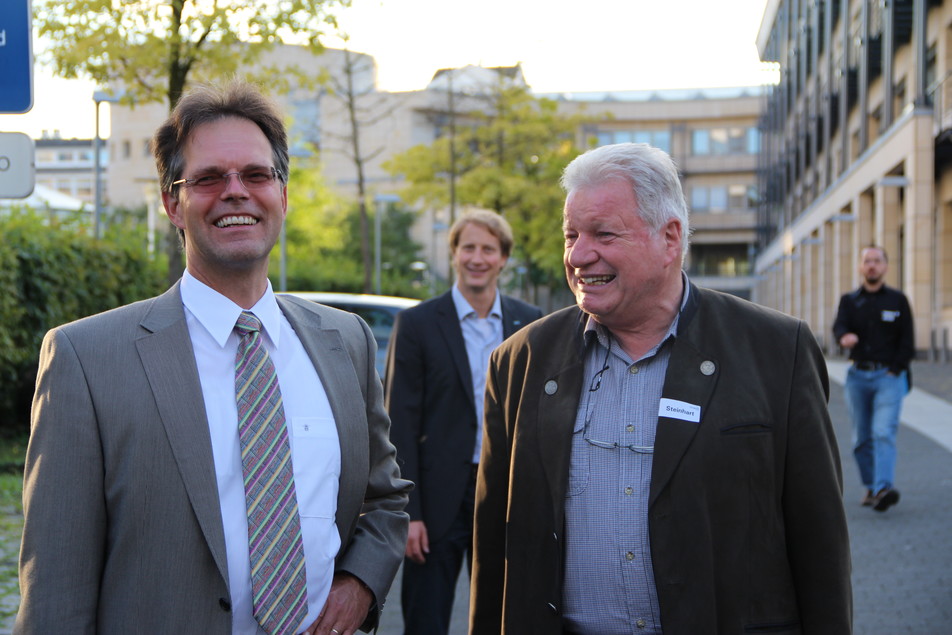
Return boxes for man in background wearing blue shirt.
[386,210,541,635]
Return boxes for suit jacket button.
[219,597,232,612]
[547,602,559,615]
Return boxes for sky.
[0,0,774,139]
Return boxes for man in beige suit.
[16,82,411,635]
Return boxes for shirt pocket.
[566,416,591,497]
[288,416,341,519]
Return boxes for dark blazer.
[471,284,851,635]
[17,282,411,634]
[384,289,542,543]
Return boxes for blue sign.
[0,0,33,113]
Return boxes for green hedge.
[0,210,166,435]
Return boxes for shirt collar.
[451,284,502,321]
[583,271,691,350]
[181,269,282,348]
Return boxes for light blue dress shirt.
[451,284,503,463]
[562,282,689,635]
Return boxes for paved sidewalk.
[826,359,952,634]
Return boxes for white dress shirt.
[181,271,340,634]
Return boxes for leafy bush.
[0,210,165,435]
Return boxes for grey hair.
[560,143,690,256]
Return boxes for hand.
[405,520,429,564]
[839,333,859,349]
[302,572,373,635]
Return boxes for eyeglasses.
[172,167,281,193]
[580,338,655,455]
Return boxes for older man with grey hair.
[470,143,851,635]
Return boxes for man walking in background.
[834,245,915,512]
[385,210,542,635]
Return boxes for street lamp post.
[373,193,400,295]
[92,90,122,239]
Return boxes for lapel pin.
[700,361,716,376]
[544,380,558,395]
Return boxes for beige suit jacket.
[16,282,411,634]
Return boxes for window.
[691,187,709,211]
[709,186,728,211]
[614,131,634,143]
[691,127,759,156]
[693,184,756,212]
[692,130,710,155]
[691,186,728,212]
[122,140,132,159]
[595,129,671,153]
[729,184,758,210]
[746,128,760,154]
[687,244,751,278]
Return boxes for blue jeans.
[844,366,907,493]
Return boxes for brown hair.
[448,210,514,258]
[151,80,289,197]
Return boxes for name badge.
[881,310,900,323]
[658,398,701,423]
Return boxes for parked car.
[281,292,420,377]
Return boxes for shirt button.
[625,486,633,495]
[637,618,647,628]
[626,551,634,561]
[629,365,639,374]
[626,424,634,432]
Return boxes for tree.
[36,0,348,285]
[321,46,403,293]
[386,78,591,297]
[271,154,422,295]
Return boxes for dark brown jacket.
[471,284,851,635]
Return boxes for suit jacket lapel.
[435,291,475,410]
[135,282,229,583]
[649,288,718,507]
[536,309,587,525]
[277,297,365,546]
[499,295,525,339]
[538,358,584,525]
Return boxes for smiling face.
[452,221,508,296]
[162,116,287,288]
[563,179,682,331]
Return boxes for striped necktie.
[234,311,308,635]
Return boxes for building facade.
[755,0,949,355]
[33,135,102,205]
[100,46,764,299]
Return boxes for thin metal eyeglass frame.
[172,167,280,191]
